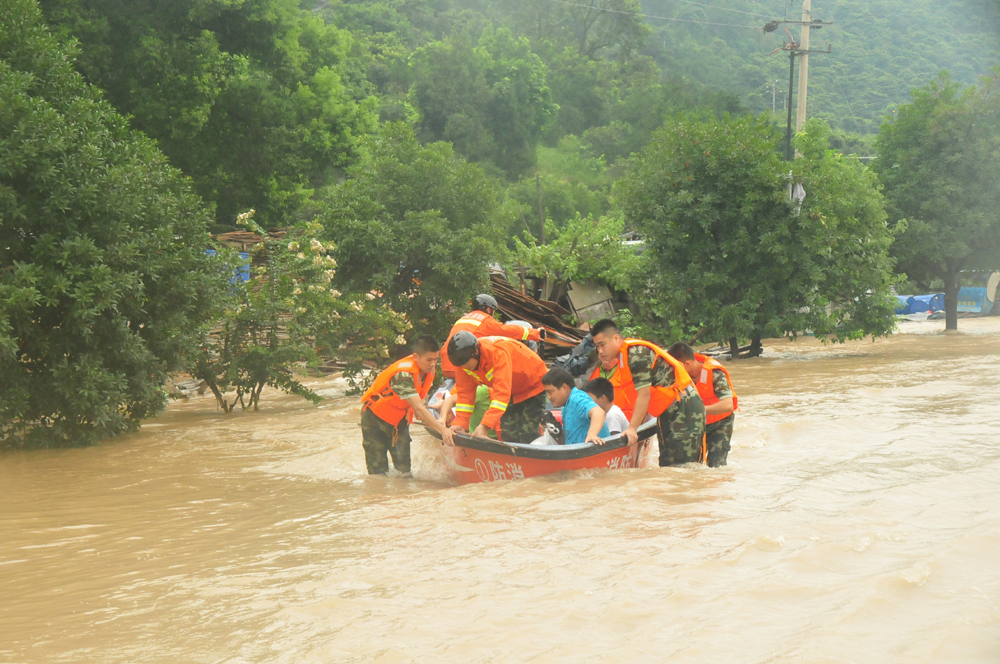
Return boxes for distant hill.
[641,0,1000,136]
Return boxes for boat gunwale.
[422,421,657,460]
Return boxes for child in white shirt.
[584,377,630,437]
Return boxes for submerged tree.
[615,114,896,355]
[0,0,217,447]
[874,71,1000,330]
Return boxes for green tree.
[874,71,1000,330]
[319,123,509,339]
[792,118,898,340]
[39,0,378,230]
[615,114,895,355]
[469,0,649,60]
[193,212,407,410]
[409,27,556,178]
[0,0,217,447]
[512,213,641,311]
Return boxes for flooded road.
[2,318,1000,663]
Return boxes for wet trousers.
[497,393,547,443]
[361,408,411,475]
[705,414,734,468]
[656,386,707,467]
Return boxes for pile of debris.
[212,229,287,257]
[490,274,585,348]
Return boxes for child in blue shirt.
[541,367,609,445]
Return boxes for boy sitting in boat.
[360,336,454,475]
[583,378,630,437]
[541,367,609,445]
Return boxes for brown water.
[2,318,1000,663]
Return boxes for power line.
[671,0,775,19]
[546,0,762,29]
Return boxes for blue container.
[906,296,930,314]
[894,295,909,315]
[928,293,945,312]
[958,287,988,313]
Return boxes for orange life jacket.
[362,355,435,425]
[452,336,547,432]
[590,339,693,420]
[440,311,541,377]
[693,353,738,425]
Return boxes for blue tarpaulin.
[206,249,251,283]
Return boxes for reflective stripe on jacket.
[452,337,546,431]
[361,355,435,425]
[441,311,541,376]
[589,339,693,421]
[694,353,737,425]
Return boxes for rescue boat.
[423,422,658,485]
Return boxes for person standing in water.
[667,342,737,467]
[360,336,454,475]
[588,319,706,466]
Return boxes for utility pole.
[535,173,544,246]
[796,0,811,132]
[771,80,778,113]
[763,8,832,161]
[785,51,796,161]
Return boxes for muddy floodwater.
[2,319,1000,663]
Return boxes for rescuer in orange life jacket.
[360,335,454,475]
[447,331,548,444]
[434,294,545,425]
[667,342,738,468]
[589,319,706,466]
[439,294,544,379]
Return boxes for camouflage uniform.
[628,345,706,466]
[360,371,420,475]
[704,369,734,468]
[497,393,547,443]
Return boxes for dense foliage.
[874,71,1000,330]
[512,213,642,312]
[615,114,896,353]
[38,0,378,230]
[319,123,508,340]
[10,0,999,445]
[0,0,217,446]
[410,27,556,178]
[192,212,407,410]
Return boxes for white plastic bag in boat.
[529,430,561,446]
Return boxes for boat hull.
[429,425,657,485]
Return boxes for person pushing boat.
[434,294,545,427]
[447,332,547,443]
[589,319,706,466]
[360,336,454,474]
[667,342,737,468]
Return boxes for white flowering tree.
[193,211,408,412]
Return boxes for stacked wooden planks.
[490,274,585,348]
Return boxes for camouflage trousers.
[497,393,547,443]
[705,414,734,468]
[656,386,706,467]
[361,408,411,475]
